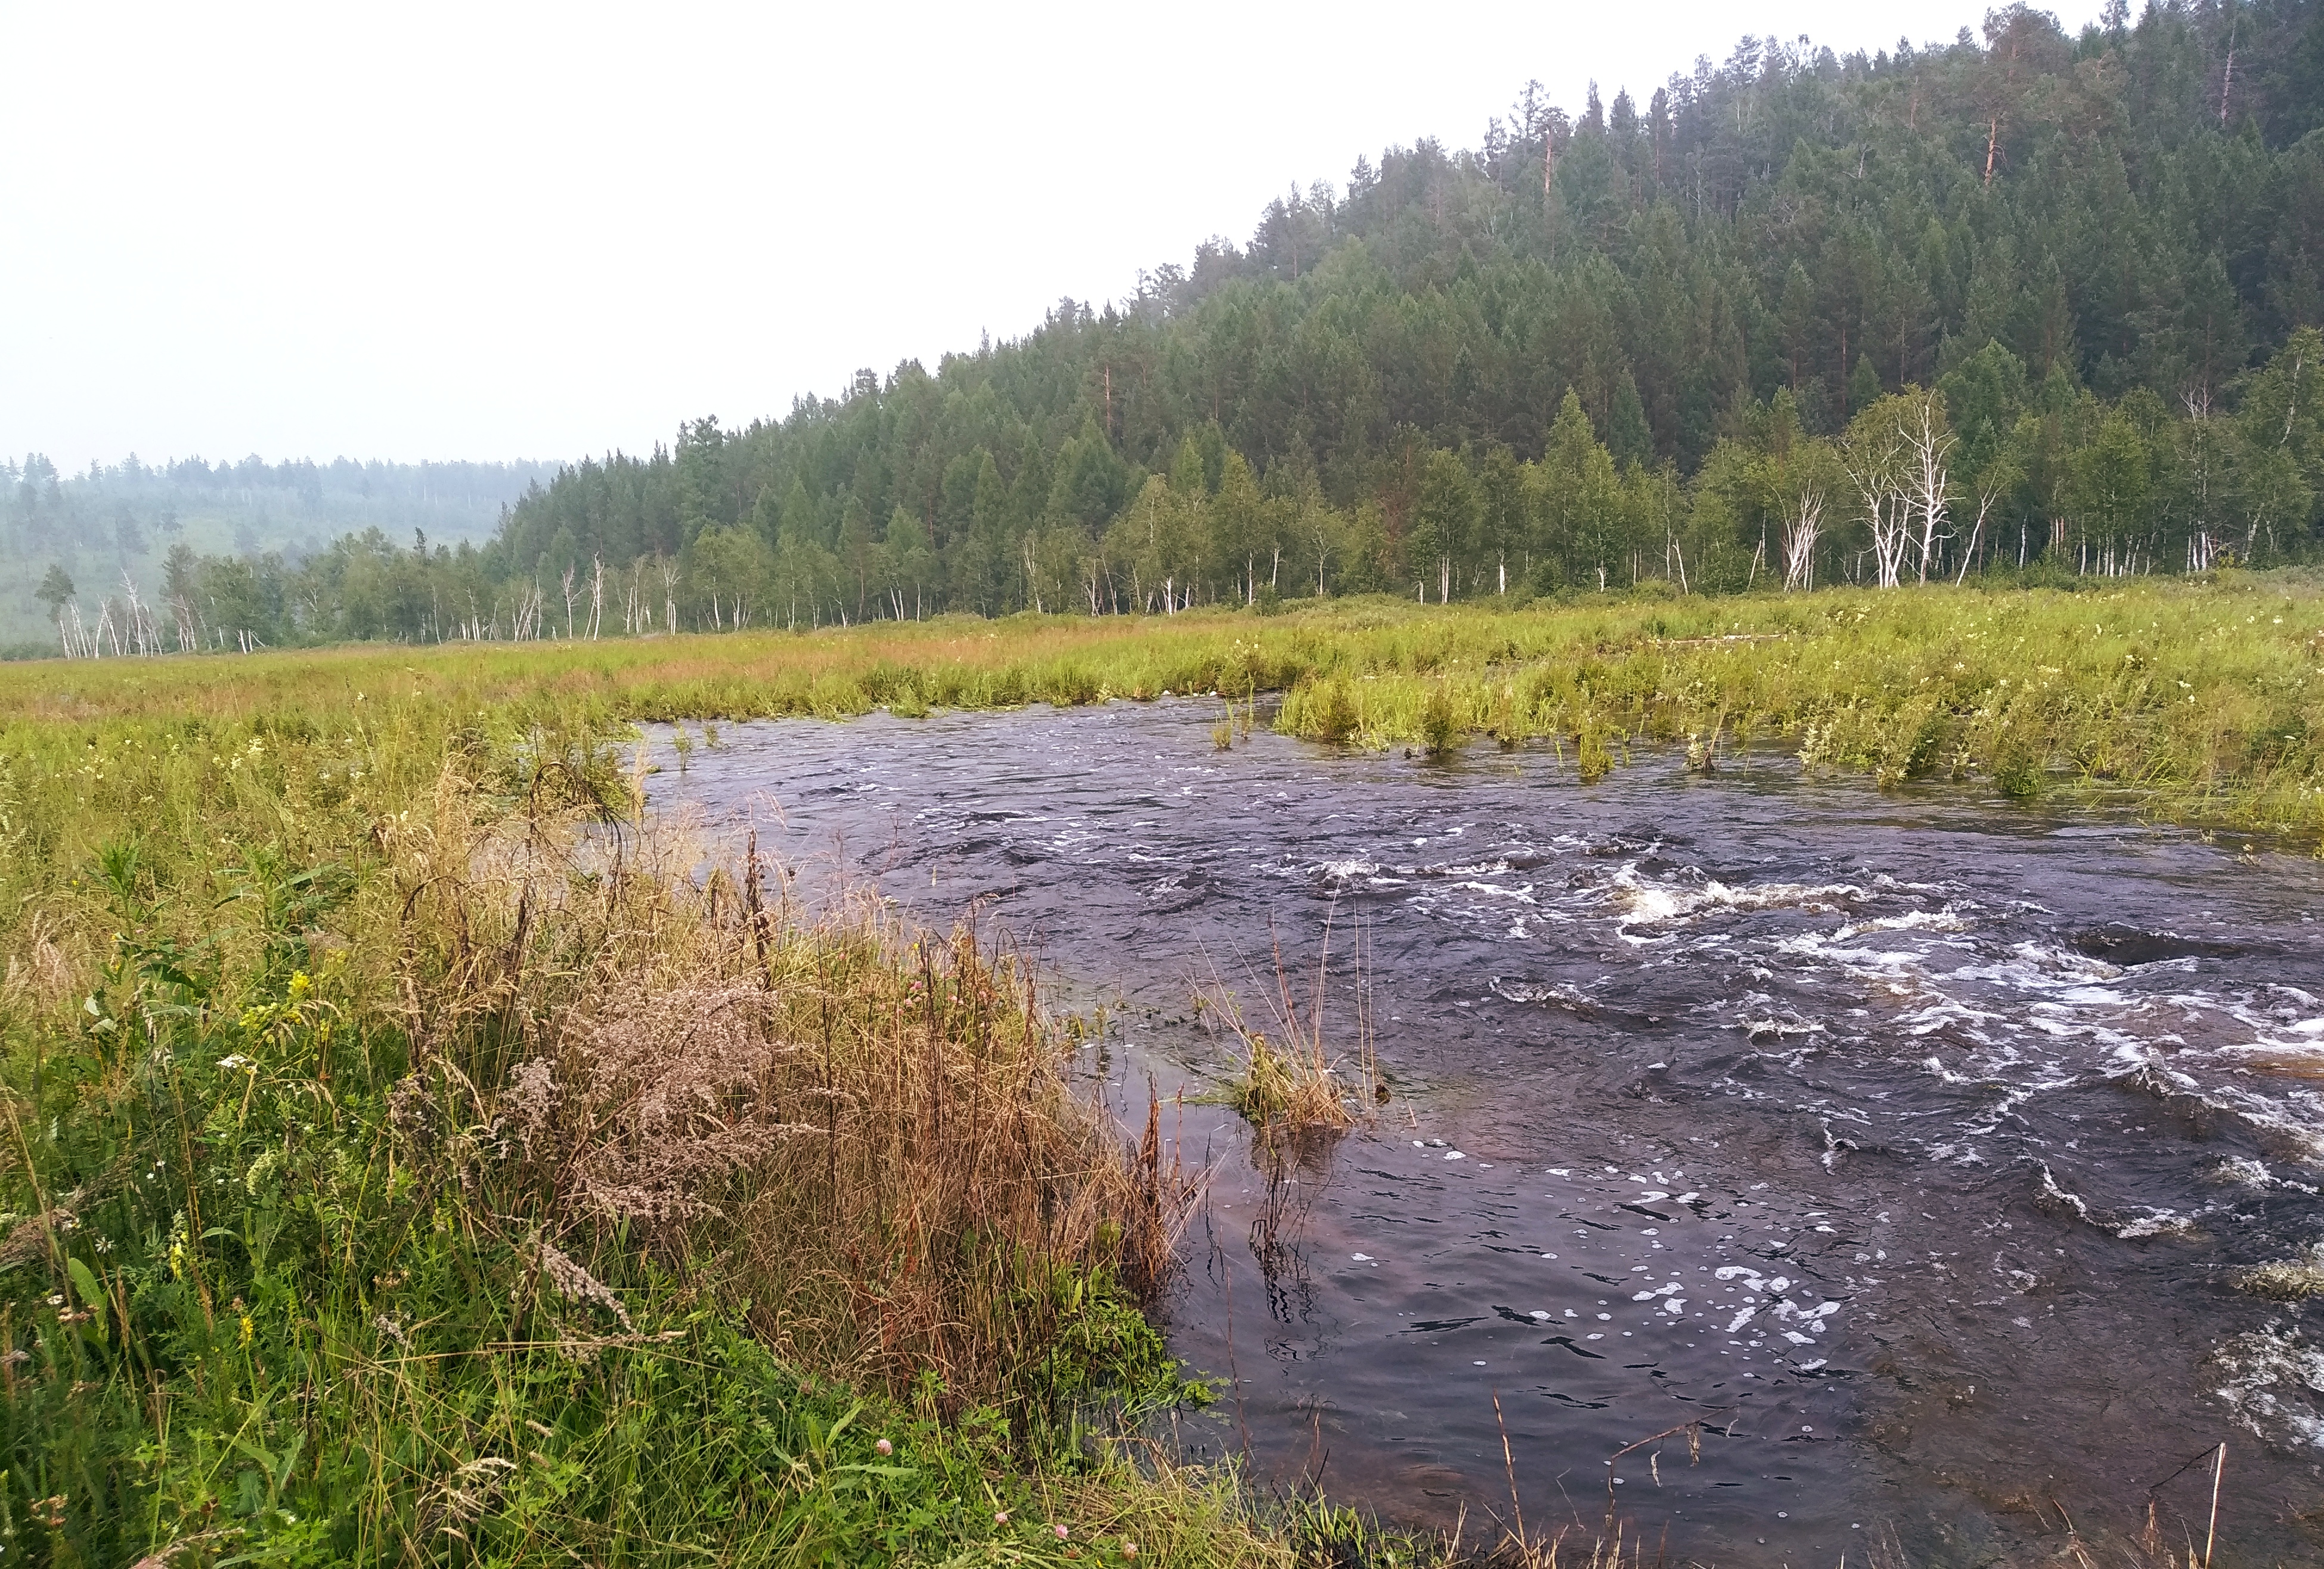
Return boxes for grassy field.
[8,569,2320,839]
[2,574,2317,1565]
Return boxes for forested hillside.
[27,0,2324,654]
[1,454,557,652]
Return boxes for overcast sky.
[2,1,2104,471]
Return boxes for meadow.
[11,570,2320,838]
[2,573,2319,1566]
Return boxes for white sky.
[1,1,2103,471]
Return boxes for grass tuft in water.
[1223,1029,1356,1135]
[1203,926,1374,1141]
[2236,1243,2324,1301]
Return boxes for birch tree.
[1843,397,1914,588]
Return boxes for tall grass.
[8,573,2322,837]
[1263,577,2324,833]
[0,690,1265,1564]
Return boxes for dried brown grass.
[0,912,76,1016]
[377,760,1189,1415]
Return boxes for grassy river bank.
[2,574,2317,1565]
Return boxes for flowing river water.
[647,700,2324,1565]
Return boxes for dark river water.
[647,700,2324,1566]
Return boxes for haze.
[3,0,2103,469]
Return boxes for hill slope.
[23,1,2324,651]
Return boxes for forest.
[0,454,556,652]
[20,0,2324,656]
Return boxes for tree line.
[24,1,2324,655]
[2,451,558,652]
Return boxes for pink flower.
[874,1438,893,1456]
[1054,1525,1071,1540]
[994,1512,1010,1526]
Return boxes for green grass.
[4,573,2321,1565]
[0,683,1304,1565]
[8,571,2320,841]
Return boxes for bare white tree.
[1022,534,1043,615]
[1904,392,1956,583]
[1781,475,1826,590]
[1844,416,1913,589]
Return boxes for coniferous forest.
[20,0,2324,654]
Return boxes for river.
[648,698,2324,1566]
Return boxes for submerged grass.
[2235,1244,2324,1301]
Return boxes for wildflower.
[1054,1525,1070,1540]
[994,1511,1009,1525]
[240,1314,254,1345]
[217,1054,255,1072]
[874,1437,893,1456]
[288,970,312,998]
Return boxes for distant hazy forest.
[19,0,2324,655]
[0,456,558,652]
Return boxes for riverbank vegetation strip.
[8,574,2322,839]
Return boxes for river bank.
[0,687,1330,1565]
[8,574,2322,844]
